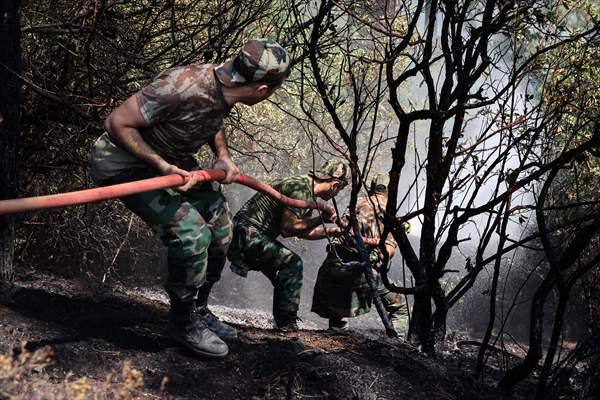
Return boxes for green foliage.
[538,1,600,230]
[529,2,600,383]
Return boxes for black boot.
[328,316,349,331]
[273,309,300,332]
[166,298,229,358]
[196,306,238,340]
[197,282,238,340]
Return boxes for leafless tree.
[293,6,600,396]
[0,0,22,283]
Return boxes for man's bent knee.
[207,196,234,248]
[280,252,303,272]
[165,204,213,291]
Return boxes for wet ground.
[0,272,547,399]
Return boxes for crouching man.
[311,172,409,335]
[89,39,291,358]
[227,160,348,331]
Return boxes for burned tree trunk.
[0,0,21,282]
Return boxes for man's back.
[136,63,231,165]
[333,194,392,250]
[234,175,314,238]
[355,195,387,240]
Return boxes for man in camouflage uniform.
[311,172,409,335]
[89,39,291,358]
[227,160,348,331]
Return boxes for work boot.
[197,306,238,340]
[274,309,300,332]
[166,301,229,358]
[196,280,238,340]
[328,316,349,332]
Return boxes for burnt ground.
[0,272,549,400]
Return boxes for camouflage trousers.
[311,248,408,333]
[228,221,303,315]
[98,168,233,303]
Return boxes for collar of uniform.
[212,66,230,112]
[305,174,316,198]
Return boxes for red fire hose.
[0,169,334,215]
[0,169,378,245]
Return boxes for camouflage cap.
[310,159,348,182]
[215,39,291,87]
[369,172,389,193]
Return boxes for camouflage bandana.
[369,172,389,194]
[311,159,348,183]
[215,39,290,87]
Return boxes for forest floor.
[0,272,565,400]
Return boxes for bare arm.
[384,236,397,258]
[280,208,339,239]
[209,129,240,184]
[374,233,397,261]
[104,95,198,190]
[298,225,342,240]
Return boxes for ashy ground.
[0,273,552,399]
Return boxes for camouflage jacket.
[233,175,314,238]
[332,194,397,256]
[91,64,231,182]
[136,63,231,166]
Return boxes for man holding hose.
[311,172,410,335]
[89,39,290,358]
[227,160,348,331]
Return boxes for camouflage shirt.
[136,63,231,165]
[90,64,231,182]
[335,194,397,249]
[234,175,314,238]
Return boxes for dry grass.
[0,344,165,400]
